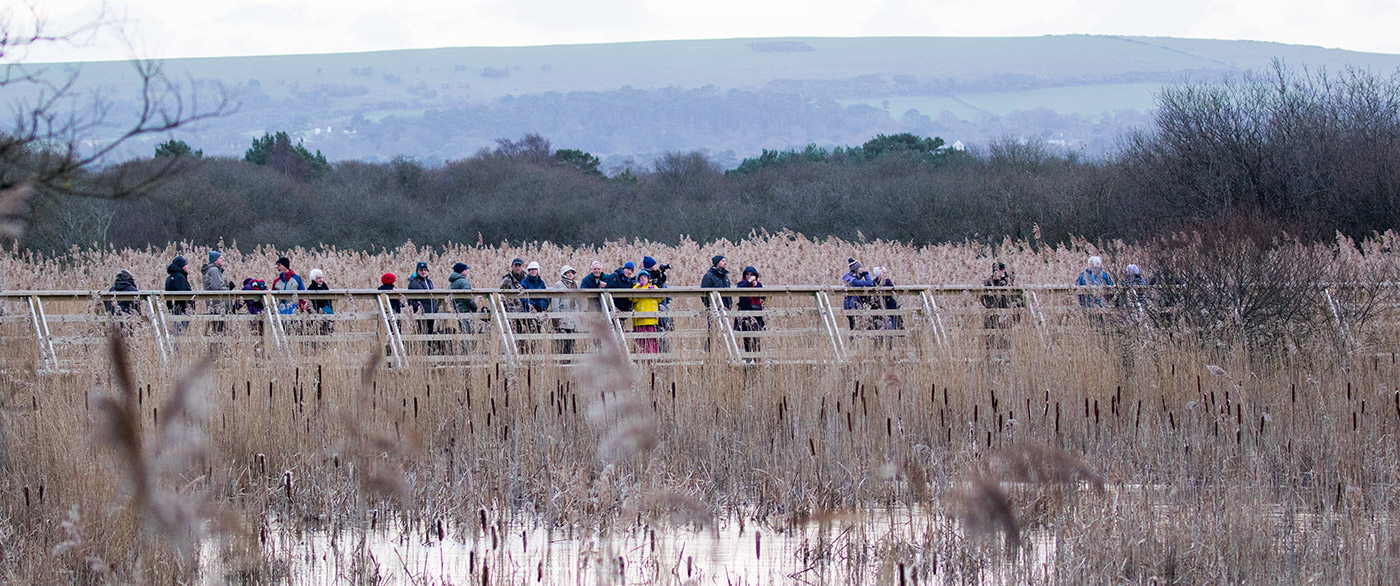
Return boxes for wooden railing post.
[28,296,56,371]
[600,291,632,364]
[813,291,847,362]
[377,293,407,367]
[489,292,520,366]
[708,291,742,364]
[145,294,171,366]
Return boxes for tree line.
[19,63,1400,253]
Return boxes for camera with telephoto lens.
[653,263,671,286]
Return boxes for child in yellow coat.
[632,270,662,353]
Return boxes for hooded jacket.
[551,276,581,330]
[165,258,193,313]
[737,277,764,312]
[630,282,661,327]
[106,271,140,315]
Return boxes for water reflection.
[206,507,1053,584]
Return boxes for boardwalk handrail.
[1,283,1380,371]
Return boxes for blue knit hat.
[623,261,636,270]
[208,250,222,264]
[643,256,657,269]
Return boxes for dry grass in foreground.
[1,236,1398,583]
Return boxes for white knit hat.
[526,261,541,271]
[560,265,575,277]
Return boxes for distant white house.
[950,140,965,151]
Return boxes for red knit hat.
[381,272,395,285]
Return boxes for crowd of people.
[98,250,1136,355]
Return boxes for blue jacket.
[521,274,550,312]
[1076,269,1114,307]
[842,270,874,310]
[605,268,637,311]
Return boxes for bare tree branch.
[0,0,234,233]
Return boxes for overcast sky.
[13,0,1400,63]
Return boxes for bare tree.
[0,2,231,246]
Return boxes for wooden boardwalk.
[0,284,1360,371]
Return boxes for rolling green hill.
[10,36,1400,166]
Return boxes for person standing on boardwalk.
[164,255,193,332]
[407,262,438,339]
[241,277,269,337]
[271,257,306,314]
[842,257,875,330]
[378,273,401,314]
[632,270,662,354]
[735,266,765,357]
[699,255,732,309]
[699,255,733,351]
[500,258,527,312]
[105,270,140,317]
[1075,255,1114,308]
[448,262,479,352]
[871,267,905,333]
[449,262,478,316]
[201,250,232,333]
[605,261,638,312]
[552,265,581,355]
[580,260,607,311]
[521,261,551,313]
[306,269,334,334]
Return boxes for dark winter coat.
[737,279,764,312]
[580,271,607,311]
[307,280,333,313]
[605,268,637,311]
[378,283,401,313]
[165,258,193,314]
[449,271,478,313]
[699,267,732,309]
[407,273,437,314]
[106,271,140,315]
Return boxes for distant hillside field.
[9,35,1400,166]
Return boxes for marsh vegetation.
[2,235,1398,583]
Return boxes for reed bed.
[1,236,1398,583]
[5,229,1390,292]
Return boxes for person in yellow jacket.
[632,270,662,353]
